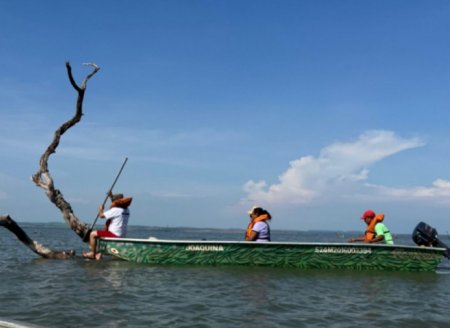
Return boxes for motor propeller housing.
[412,221,450,259]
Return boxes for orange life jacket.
[246,214,270,240]
[110,197,133,209]
[364,213,385,242]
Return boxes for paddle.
[83,157,128,242]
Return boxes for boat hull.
[97,238,445,272]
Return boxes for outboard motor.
[412,222,450,259]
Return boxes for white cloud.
[0,112,242,167]
[369,179,450,202]
[242,130,428,206]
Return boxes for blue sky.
[1,1,450,234]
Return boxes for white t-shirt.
[103,207,130,237]
[252,221,270,242]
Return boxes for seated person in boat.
[348,209,394,245]
[245,206,271,242]
[83,193,132,260]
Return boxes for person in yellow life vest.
[245,206,271,242]
[348,209,394,245]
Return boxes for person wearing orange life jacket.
[83,193,132,260]
[348,209,394,244]
[245,206,271,242]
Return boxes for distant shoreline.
[13,222,399,235]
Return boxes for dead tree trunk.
[31,62,100,240]
[0,215,74,259]
[1,62,100,259]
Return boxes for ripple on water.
[1,226,450,327]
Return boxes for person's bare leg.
[90,230,98,256]
[83,230,98,258]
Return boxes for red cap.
[361,210,375,219]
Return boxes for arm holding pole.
[82,157,128,241]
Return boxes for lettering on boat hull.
[186,245,224,252]
[314,246,372,254]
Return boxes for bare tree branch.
[1,62,101,259]
[0,215,74,259]
[81,62,100,88]
[31,62,100,240]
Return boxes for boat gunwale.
[99,237,446,253]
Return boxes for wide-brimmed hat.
[247,206,260,215]
[111,193,124,201]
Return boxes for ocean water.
[1,224,449,328]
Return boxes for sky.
[1,1,450,234]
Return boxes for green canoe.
[97,237,446,272]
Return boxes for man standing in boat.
[83,193,132,259]
[245,206,272,242]
[348,209,394,245]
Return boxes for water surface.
[1,224,449,327]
